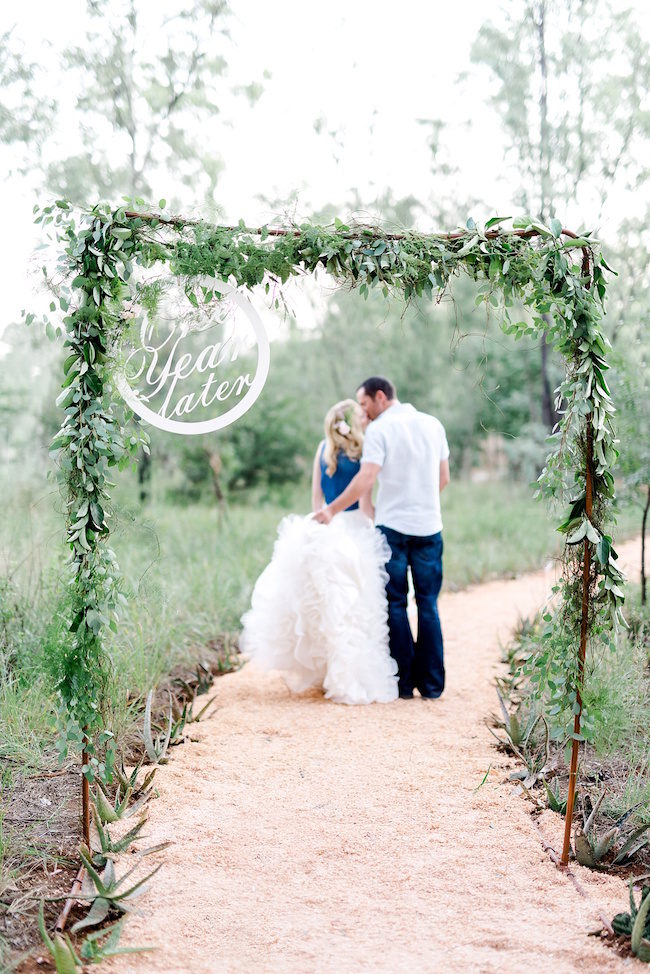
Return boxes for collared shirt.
[361,402,449,536]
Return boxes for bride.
[239,399,398,704]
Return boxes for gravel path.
[107,539,642,974]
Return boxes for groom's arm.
[313,462,381,524]
[440,459,450,492]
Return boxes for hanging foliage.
[32,200,625,800]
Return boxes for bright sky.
[1,0,649,339]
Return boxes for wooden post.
[82,739,91,848]
[561,247,594,866]
[560,426,593,864]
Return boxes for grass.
[443,480,558,585]
[582,586,650,816]
[443,479,641,587]
[0,464,645,961]
[502,584,650,839]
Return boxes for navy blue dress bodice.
[320,444,360,511]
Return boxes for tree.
[23,0,264,501]
[471,0,650,430]
[46,0,244,210]
[614,354,650,604]
[0,29,54,168]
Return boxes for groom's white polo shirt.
[361,402,449,536]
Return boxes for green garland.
[33,200,625,779]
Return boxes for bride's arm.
[314,462,381,523]
[311,442,325,512]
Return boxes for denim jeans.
[378,526,444,698]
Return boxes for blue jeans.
[378,527,445,698]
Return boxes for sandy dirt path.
[107,539,642,974]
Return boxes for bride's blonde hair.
[323,398,364,476]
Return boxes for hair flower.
[335,420,351,436]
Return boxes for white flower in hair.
[335,419,351,435]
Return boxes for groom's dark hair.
[357,376,396,400]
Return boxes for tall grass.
[507,583,650,823]
[581,586,650,816]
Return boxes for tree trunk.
[535,3,559,433]
[207,449,225,505]
[138,448,152,504]
[536,0,553,221]
[642,485,650,605]
[540,325,559,430]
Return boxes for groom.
[314,376,450,699]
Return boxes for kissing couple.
[241,376,450,703]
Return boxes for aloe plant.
[93,781,133,824]
[574,794,650,869]
[170,691,217,743]
[632,890,650,962]
[95,773,153,825]
[489,689,553,794]
[174,660,215,698]
[91,802,171,868]
[38,900,82,973]
[78,918,155,962]
[489,688,545,753]
[143,689,173,765]
[71,842,163,932]
[89,802,148,867]
[39,899,153,966]
[114,754,157,801]
[544,780,569,815]
[613,878,650,962]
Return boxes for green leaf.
[550,218,563,238]
[596,536,611,565]
[566,521,588,545]
[56,386,77,410]
[485,216,511,229]
[457,235,479,257]
[90,501,105,529]
[158,198,167,209]
[560,238,591,249]
[71,896,111,933]
[599,254,618,275]
[632,888,650,957]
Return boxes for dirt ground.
[105,539,643,974]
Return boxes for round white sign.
[115,277,270,435]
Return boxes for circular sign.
[115,277,270,435]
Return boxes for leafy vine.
[32,200,624,779]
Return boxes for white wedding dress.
[240,511,399,704]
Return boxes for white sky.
[2,0,649,340]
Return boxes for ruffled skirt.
[240,511,398,704]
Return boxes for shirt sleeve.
[361,424,386,467]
